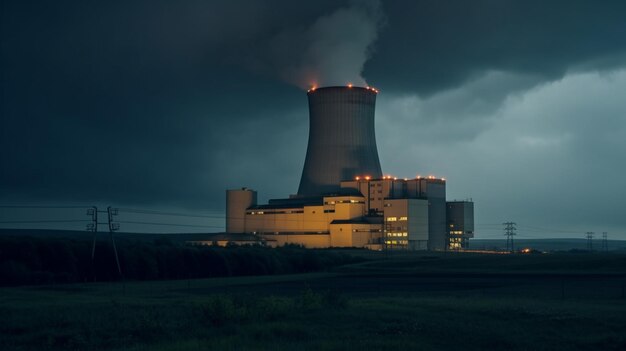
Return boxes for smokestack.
[297,86,383,197]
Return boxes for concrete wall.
[243,195,366,235]
[446,201,475,249]
[384,198,429,250]
[329,223,381,247]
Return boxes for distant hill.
[469,238,626,252]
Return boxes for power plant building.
[225,86,474,250]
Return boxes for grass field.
[2,252,626,350]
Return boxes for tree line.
[0,235,361,286]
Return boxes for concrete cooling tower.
[297,86,383,197]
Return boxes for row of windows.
[386,216,408,222]
[248,209,339,215]
[248,210,304,215]
[385,240,408,245]
[386,232,408,237]
[324,200,365,205]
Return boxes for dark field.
[2,252,626,350]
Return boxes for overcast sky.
[2,0,626,238]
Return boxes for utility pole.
[107,206,123,278]
[585,231,594,251]
[601,232,608,253]
[503,222,517,253]
[86,206,98,260]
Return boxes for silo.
[297,86,383,197]
[226,188,257,233]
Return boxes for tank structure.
[226,188,257,233]
[297,86,383,197]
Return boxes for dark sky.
[2,0,626,238]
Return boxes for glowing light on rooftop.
[365,175,371,180]
[355,176,360,180]
[348,83,353,88]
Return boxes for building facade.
[226,176,474,250]
[224,85,475,250]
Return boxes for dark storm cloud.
[1,0,335,209]
[2,0,626,238]
[366,0,626,94]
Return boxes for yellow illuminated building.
[225,176,473,250]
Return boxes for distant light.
[348,83,353,88]
[404,178,408,181]
[365,175,371,180]
[355,176,360,180]
[441,178,446,181]
[393,177,397,180]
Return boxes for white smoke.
[268,0,385,89]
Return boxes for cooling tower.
[297,86,383,197]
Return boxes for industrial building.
[225,86,474,250]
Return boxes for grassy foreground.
[1,253,626,350]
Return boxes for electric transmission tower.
[107,206,123,278]
[601,232,608,252]
[86,206,98,260]
[503,222,517,253]
[585,231,595,251]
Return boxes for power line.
[117,207,224,218]
[117,220,223,229]
[0,219,90,224]
[0,205,92,209]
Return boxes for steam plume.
[268,0,384,89]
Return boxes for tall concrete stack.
[297,86,383,197]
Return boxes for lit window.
[399,216,408,221]
[386,217,397,222]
